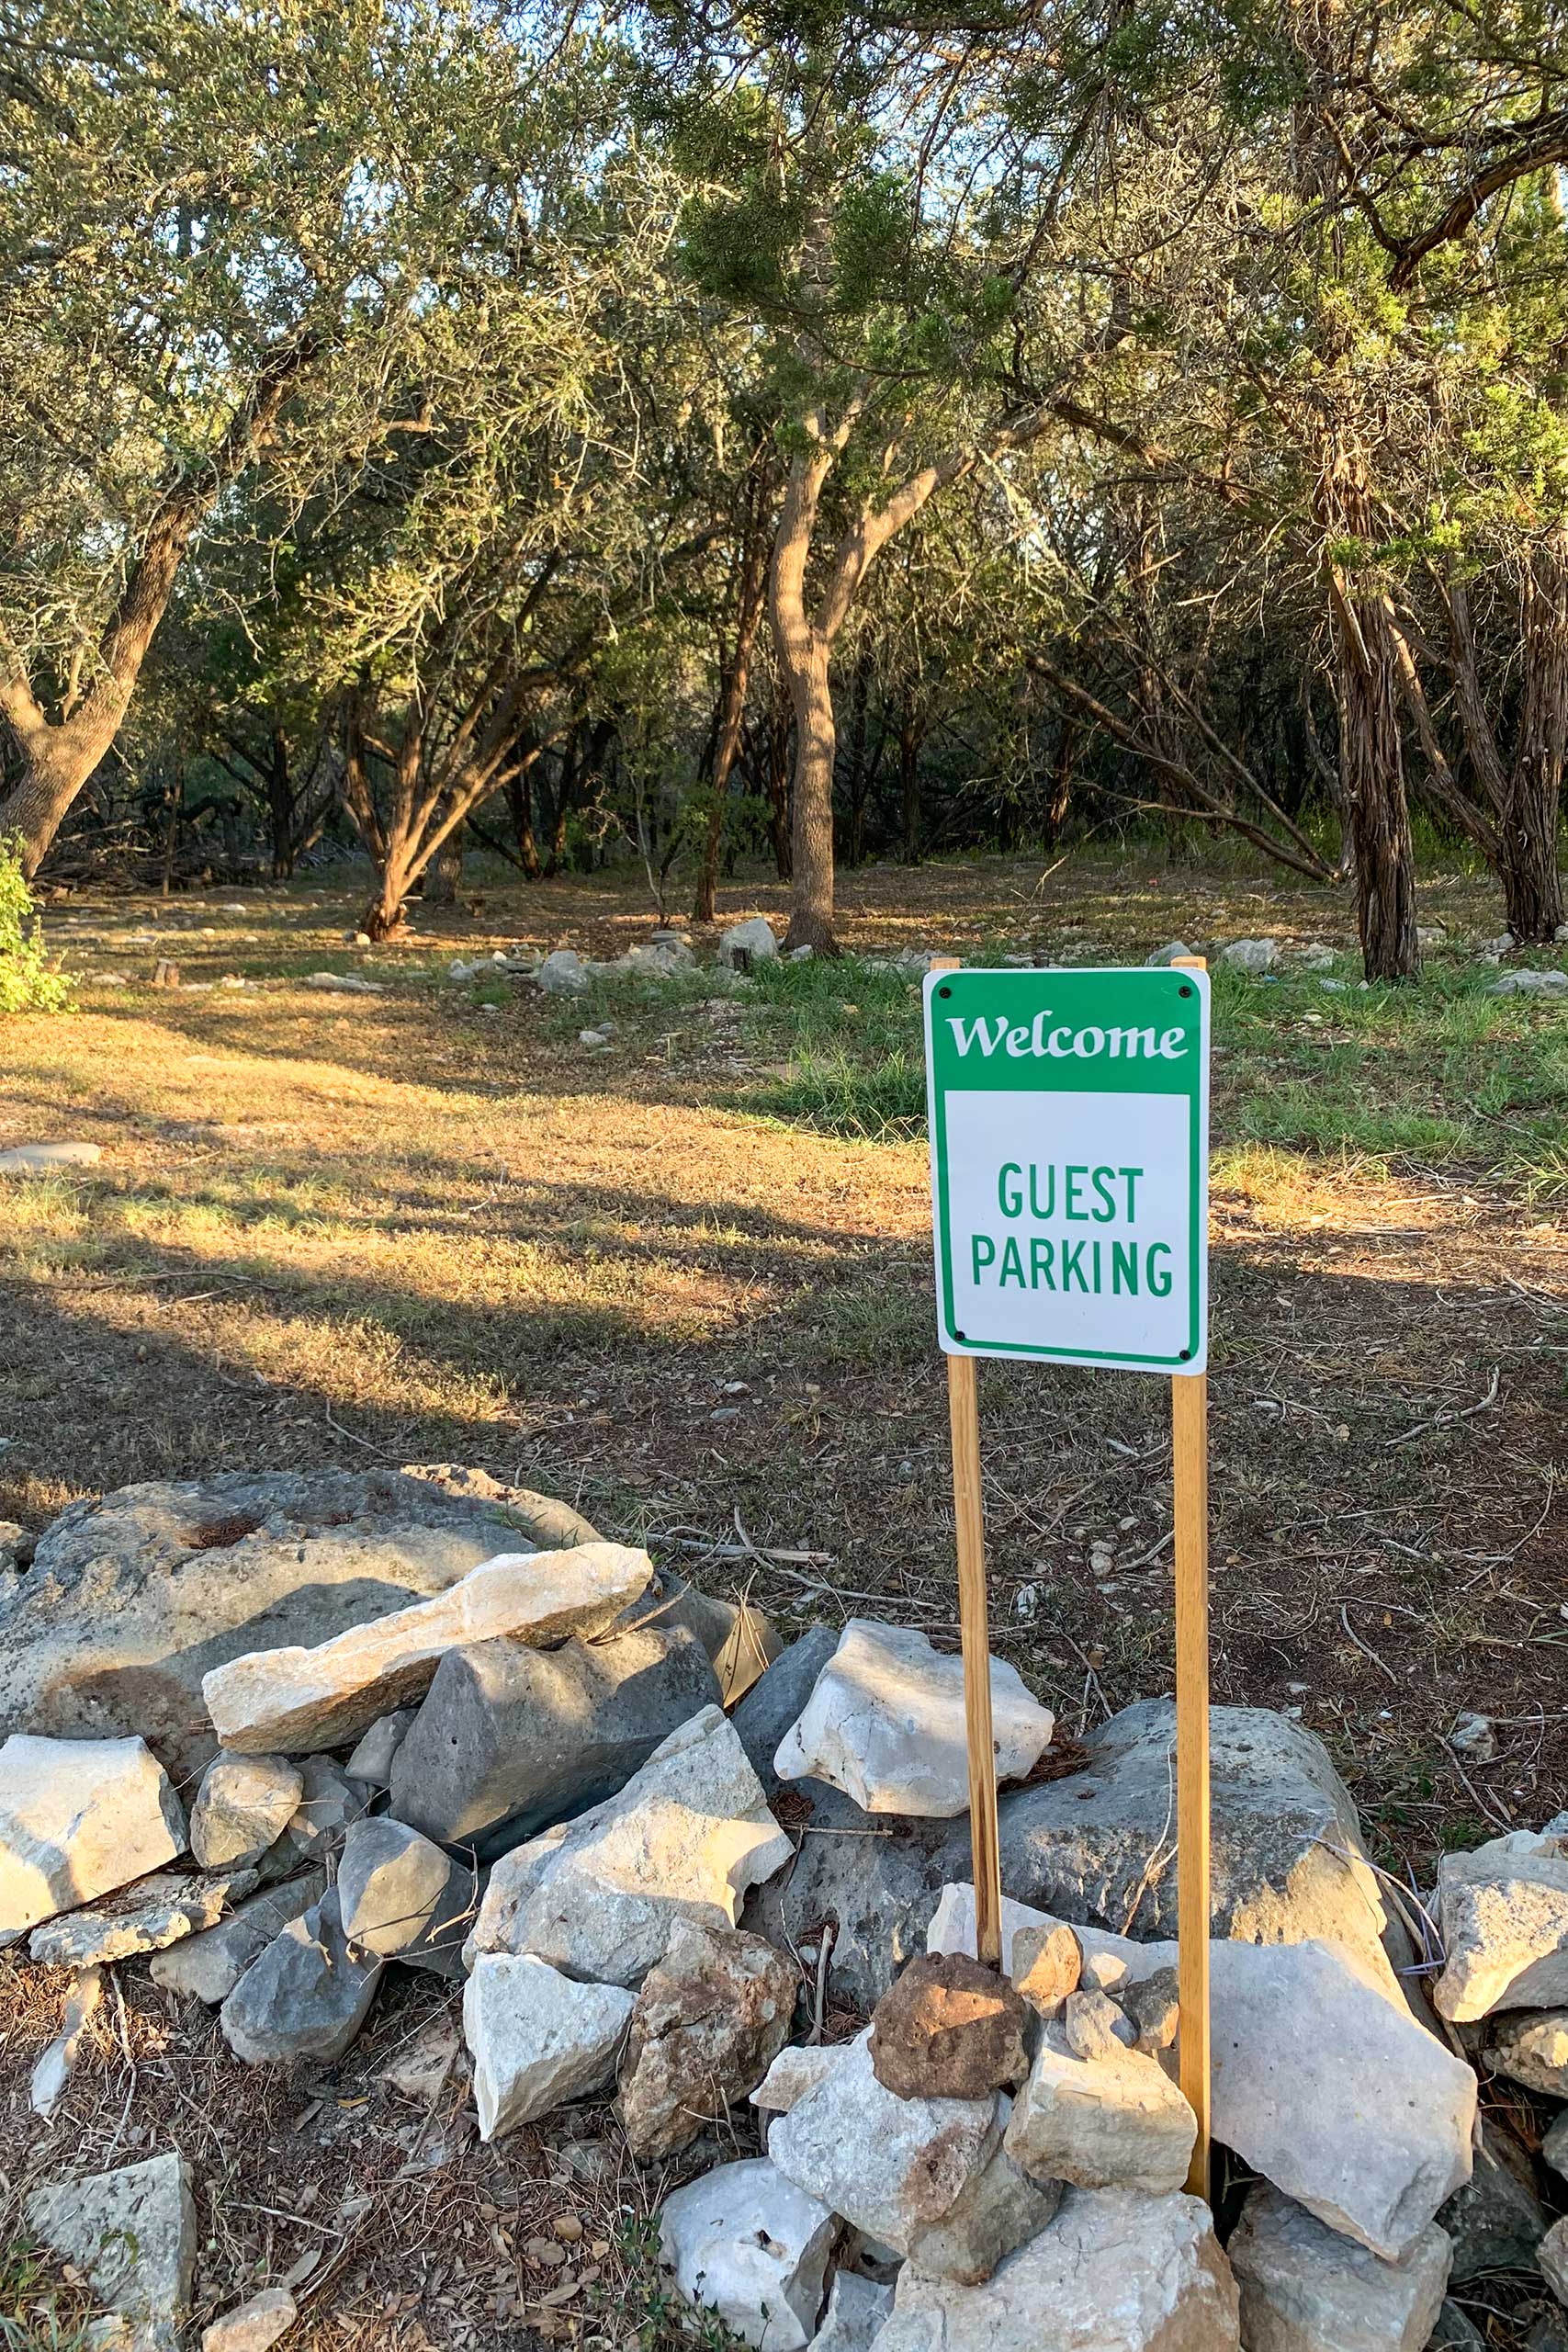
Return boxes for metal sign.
[923,966,1210,1374]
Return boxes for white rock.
[1220,938,1279,974]
[469,1704,792,1986]
[660,2156,836,2350]
[578,1027,611,1048]
[768,2028,1049,2279]
[1298,944,1337,970]
[1003,2023,1196,2193]
[872,2187,1239,2352]
[718,917,780,967]
[1434,1828,1568,2018]
[0,1141,103,1170]
[462,1952,634,2140]
[773,1620,1054,1816]
[530,948,591,994]
[1488,2007,1568,2096]
[1229,2184,1451,2352]
[1447,1713,1495,1762]
[752,2044,845,2114]
[0,1735,186,1947]
[807,2270,891,2352]
[301,971,384,993]
[933,1892,1473,2262]
[190,1754,302,1869]
[203,1541,653,1751]
[31,1965,104,2120]
[28,1866,256,1965]
[26,2152,197,2350]
[1145,942,1196,967]
[201,2287,297,2352]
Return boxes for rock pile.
[6,1468,1568,2349]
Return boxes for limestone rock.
[1012,1921,1082,2018]
[1220,937,1280,974]
[530,948,591,994]
[201,2288,297,2352]
[769,2029,1045,2280]
[717,918,780,967]
[1122,1966,1180,2052]
[1436,2117,1546,2282]
[1228,2185,1450,2352]
[761,1700,1408,2010]
[0,1734,186,1946]
[620,1917,798,2160]
[463,1952,634,2140]
[152,1872,325,2005]
[1491,2008,1568,2095]
[204,1541,653,1753]
[469,1705,793,1986]
[774,1621,1053,1817]
[807,2270,891,2352]
[1434,1830,1568,2020]
[0,1469,561,1771]
[1546,2109,1568,2184]
[1429,2302,1485,2349]
[660,2156,835,2350]
[1065,1988,1132,2058]
[389,1621,719,1847]
[1145,942,1197,967]
[752,2044,843,2114]
[733,1626,841,1793]
[29,1866,256,1966]
[1004,2023,1196,2193]
[640,1571,781,1704]
[190,1754,302,1869]
[0,1140,103,1170]
[869,1953,1029,2100]
[31,1965,104,2120]
[26,2152,196,2351]
[336,1817,476,1975]
[284,1757,366,1856]
[344,1711,416,1788]
[1540,2218,1568,2307]
[872,2187,1240,2352]
[220,1888,381,2065]
[399,1463,600,1549]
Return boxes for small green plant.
[0,840,71,1013]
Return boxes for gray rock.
[732,1627,841,1794]
[302,971,383,993]
[220,1887,382,2065]
[660,2155,835,2351]
[718,918,780,967]
[397,1463,600,1550]
[190,1754,302,1869]
[1145,942,1197,967]
[1540,2217,1568,2308]
[1,1734,186,1946]
[469,1705,793,1987]
[872,2188,1240,2352]
[1448,1713,1496,1762]
[1004,2023,1196,2194]
[769,2029,1044,2282]
[759,1701,1407,2011]
[1229,2184,1451,2352]
[1427,2301,1485,2349]
[774,1619,1053,1818]
[807,2271,891,2352]
[1437,2117,1546,2282]
[1064,1988,1131,2058]
[285,1757,368,1857]
[463,1951,634,2140]
[620,1917,799,2160]
[151,1871,325,2004]
[28,1866,256,1966]
[1491,969,1568,995]
[1220,937,1280,974]
[0,1470,562,1772]
[636,1571,782,1704]
[344,1710,415,1788]
[531,949,591,994]
[389,1621,719,1847]
[26,2152,196,2350]
[31,1964,104,2120]
[0,1141,103,1170]
[336,1817,476,1974]
[1122,1966,1180,2052]
[1434,1828,1568,2020]
[1544,2109,1568,2184]
[203,1540,652,1753]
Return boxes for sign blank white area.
[942,1089,1192,1361]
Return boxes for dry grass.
[1,848,1566,2347]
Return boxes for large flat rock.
[1,1733,186,1948]
[0,1471,583,1774]
[751,1700,1405,2011]
[203,1542,653,1752]
[1228,2183,1451,2352]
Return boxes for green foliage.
[0,840,71,1013]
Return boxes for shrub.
[0,838,71,1013]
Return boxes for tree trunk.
[505,765,541,879]
[764,683,792,879]
[161,756,184,897]
[844,651,871,867]
[1503,530,1568,942]
[695,522,768,924]
[1045,716,1077,843]
[782,638,839,951]
[0,739,100,877]
[899,707,923,862]
[266,726,295,880]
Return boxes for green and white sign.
[923,967,1210,1374]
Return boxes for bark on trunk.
[266,726,295,880]
[694,514,768,925]
[0,740,99,876]
[899,707,923,863]
[1045,716,1077,844]
[1504,532,1568,942]
[782,639,840,951]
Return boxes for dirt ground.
[2,848,1566,2348]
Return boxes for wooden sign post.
[925,956,1212,2194]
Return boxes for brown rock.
[619,1917,798,2161]
[869,1952,1030,2101]
[1012,1923,1082,2018]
